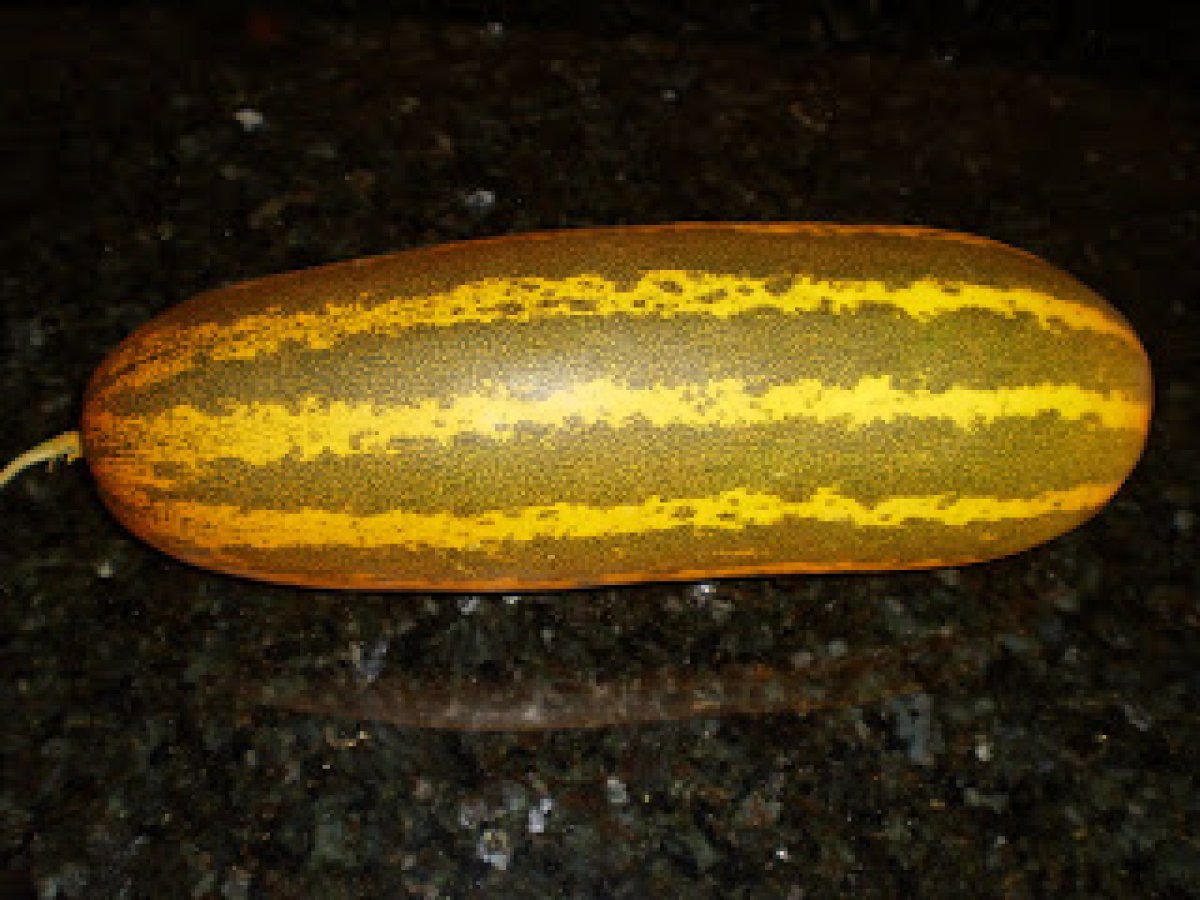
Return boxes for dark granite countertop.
[2,6,1196,897]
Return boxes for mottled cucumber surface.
[67,223,1152,590]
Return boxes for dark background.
[2,3,1197,897]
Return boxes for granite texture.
[1,6,1197,898]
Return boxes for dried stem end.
[0,431,83,489]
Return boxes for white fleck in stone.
[1121,702,1152,732]
[457,798,489,830]
[19,317,45,348]
[888,693,937,765]
[477,828,512,870]
[527,797,553,834]
[1052,588,1080,614]
[458,595,481,615]
[412,777,434,802]
[233,108,265,131]
[790,650,814,668]
[349,638,389,685]
[501,782,528,814]
[605,775,629,806]
[963,786,1008,813]
[461,188,496,211]
[934,567,961,587]
[528,805,547,834]
[974,737,993,762]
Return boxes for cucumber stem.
[0,431,83,489]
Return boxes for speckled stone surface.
[2,6,1197,898]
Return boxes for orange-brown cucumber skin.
[80,223,1152,591]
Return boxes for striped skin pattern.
[80,223,1152,591]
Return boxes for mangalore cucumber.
[4,223,1153,591]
